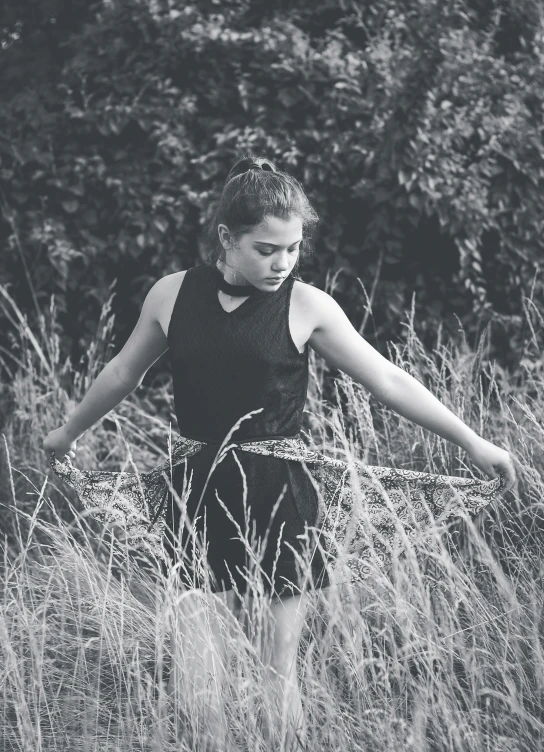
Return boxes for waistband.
[176,431,303,446]
[166,430,347,470]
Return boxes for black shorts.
[161,444,330,598]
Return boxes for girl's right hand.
[43,426,79,462]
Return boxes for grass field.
[1,282,542,752]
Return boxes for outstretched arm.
[62,361,142,441]
[43,276,169,460]
[306,286,516,488]
[372,367,479,452]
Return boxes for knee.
[169,593,230,658]
[268,638,299,681]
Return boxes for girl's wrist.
[461,431,484,454]
[62,423,83,442]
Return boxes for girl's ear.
[217,225,238,253]
[217,223,231,250]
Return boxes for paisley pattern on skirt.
[48,432,507,586]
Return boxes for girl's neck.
[216,259,248,287]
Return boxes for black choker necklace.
[214,265,257,297]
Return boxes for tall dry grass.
[0,273,543,752]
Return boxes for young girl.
[44,154,516,751]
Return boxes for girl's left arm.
[306,286,516,490]
[378,368,516,488]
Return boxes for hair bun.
[225,156,277,185]
[247,158,276,173]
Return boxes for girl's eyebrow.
[254,238,303,247]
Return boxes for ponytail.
[201,151,319,278]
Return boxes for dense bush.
[1,0,543,384]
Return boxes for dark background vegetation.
[1,9,543,748]
[1,0,543,397]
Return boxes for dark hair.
[201,152,319,278]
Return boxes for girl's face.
[217,214,303,291]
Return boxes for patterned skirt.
[48,431,507,588]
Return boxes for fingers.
[48,450,76,460]
[506,467,516,489]
[498,466,516,491]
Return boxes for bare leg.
[167,587,241,749]
[251,591,309,751]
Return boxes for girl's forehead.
[249,215,302,238]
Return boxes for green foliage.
[1,0,543,376]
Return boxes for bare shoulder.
[155,269,187,293]
[153,270,188,339]
[145,270,186,303]
[293,278,399,402]
[291,278,334,333]
[109,271,188,384]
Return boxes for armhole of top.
[285,279,307,359]
[166,269,191,344]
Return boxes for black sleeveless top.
[167,263,309,444]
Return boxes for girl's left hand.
[465,436,516,491]
[43,425,78,461]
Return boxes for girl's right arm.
[44,276,171,457]
[62,361,142,441]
